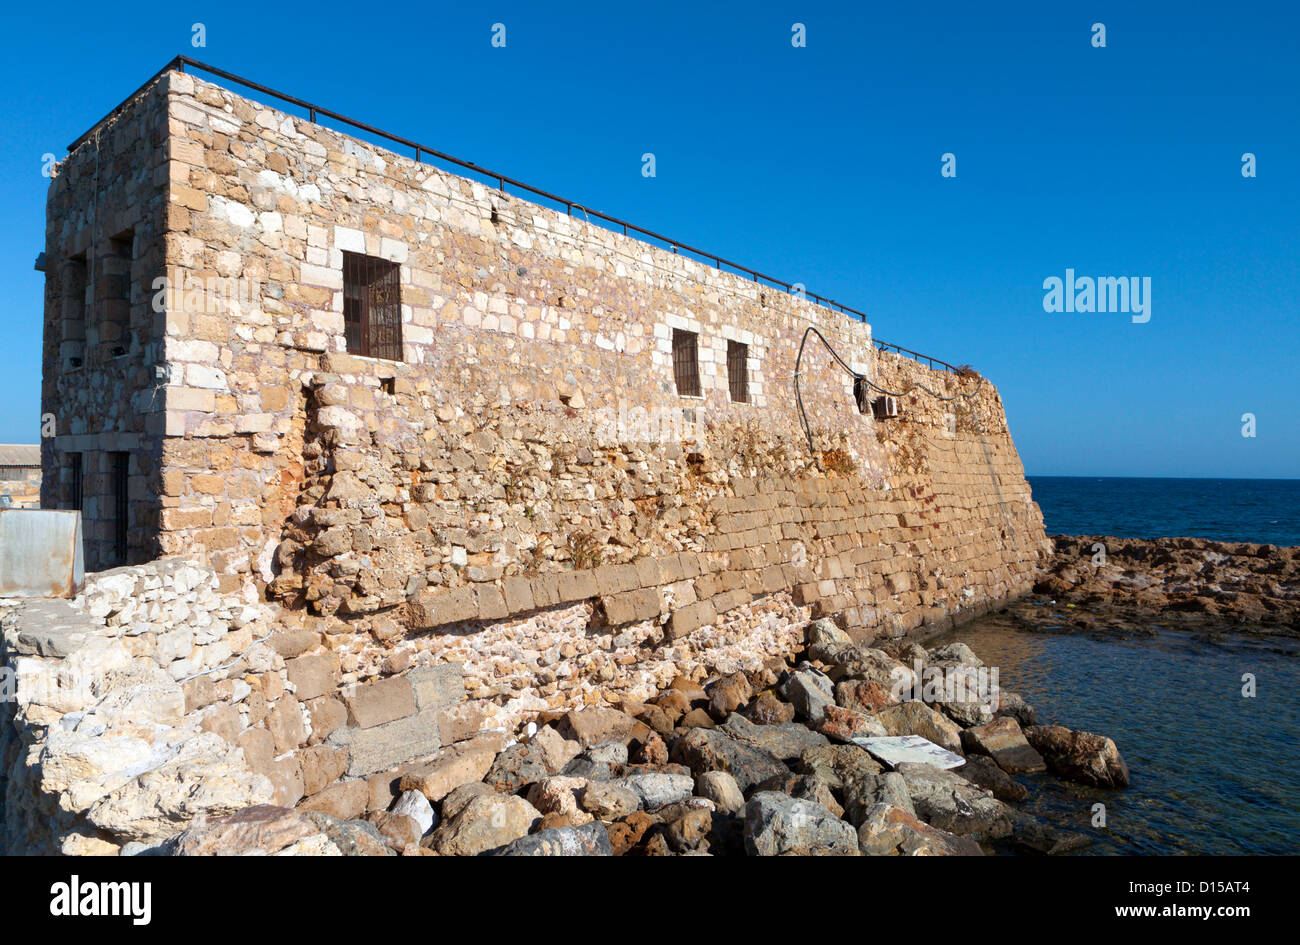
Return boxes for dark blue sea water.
[935,475,1300,854]
[931,618,1300,855]
[1028,476,1300,547]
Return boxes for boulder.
[390,789,436,835]
[427,794,541,856]
[695,770,745,814]
[671,728,788,793]
[487,822,612,856]
[705,672,753,720]
[613,773,695,810]
[795,744,881,791]
[842,771,914,826]
[780,666,835,723]
[1024,725,1129,788]
[896,762,1013,839]
[580,781,641,820]
[956,755,1029,803]
[873,701,963,754]
[745,690,796,725]
[525,776,593,826]
[743,792,858,856]
[961,716,1046,774]
[857,803,984,856]
[558,707,640,748]
[818,705,889,742]
[719,713,828,762]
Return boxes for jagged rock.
[695,770,745,814]
[834,679,896,713]
[484,742,551,794]
[427,794,541,855]
[487,822,613,856]
[994,690,1038,728]
[526,776,593,825]
[961,716,1046,774]
[780,665,835,723]
[398,736,499,801]
[745,690,796,725]
[743,792,858,856]
[558,707,640,748]
[857,802,983,856]
[671,727,787,792]
[818,704,889,742]
[929,643,983,666]
[172,805,320,855]
[720,713,828,761]
[580,781,641,820]
[391,789,436,835]
[874,701,964,753]
[755,773,845,819]
[583,740,630,765]
[796,744,882,791]
[896,762,1013,839]
[706,672,753,720]
[613,773,695,809]
[842,771,914,826]
[956,754,1028,802]
[806,617,852,646]
[664,806,714,853]
[1024,725,1130,788]
[367,811,422,849]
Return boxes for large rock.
[613,773,695,809]
[172,806,391,856]
[780,666,834,723]
[487,822,613,856]
[705,672,753,720]
[427,794,541,855]
[956,755,1028,803]
[857,803,984,856]
[961,716,1046,774]
[671,728,788,793]
[842,771,914,826]
[874,701,963,754]
[558,707,640,748]
[580,781,641,820]
[398,733,502,801]
[719,713,828,761]
[896,762,1012,840]
[743,792,858,856]
[818,705,889,742]
[695,770,745,814]
[1024,725,1130,788]
[795,744,881,791]
[391,789,436,835]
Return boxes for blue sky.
[1,1,1295,477]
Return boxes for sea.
[931,476,1300,855]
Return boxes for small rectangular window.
[110,451,129,565]
[343,252,403,360]
[672,329,701,397]
[67,453,83,512]
[727,340,750,403]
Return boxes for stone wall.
[40,79,172,569]
[37,67,1049,757]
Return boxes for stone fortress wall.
[26,68,1052,839]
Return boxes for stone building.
[40,62,1049,672]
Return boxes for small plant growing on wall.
[821,447,858,475]
[566,530,603,569]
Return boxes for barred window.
[343,252,403,361]
[727,340,749,403]
[672,329,701,397]
[110,451,129,566]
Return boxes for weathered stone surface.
[720,713,829,762]
[487,822,613,856]
[342,676,416,729]
[327,708,442,778]
[526,776,593,825]
[745,690,796,725]
[614,773,696,810]
[298,779,368,821]
[781,666,835,723]
[961,716,1046,774]
[857,802,984,856]
[1024,725,1130,788]
[427,794,541,856]
[842,771,915,826]
[956,754,1029,803]
[796,744,882,791]
[391,789,436,835]
[695,770,745,814]
[874,701,964,754]
[558,707,640,748]
[285,652,339,701]
[398,735,500,801]
[672,727,787,793]
[896,762,1013,839]
[819,704,889,742]
[580,781,641,820]
[173,805,321,856]
[743,792,858,856]
[408,662,464,710]
[706,671,753,720]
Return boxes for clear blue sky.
[1,1,1295,477]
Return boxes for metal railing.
[67,54,963,376]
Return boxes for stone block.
[328,708,443,778]
[342,676,416,729]
[408,662,464,711]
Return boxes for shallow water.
[927,614,1300,855]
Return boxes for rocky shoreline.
[1018,535,1300,639]
[161,620,1127,856]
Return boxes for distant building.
[0,445,41,509]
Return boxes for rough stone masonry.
[24,65,1052,848]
